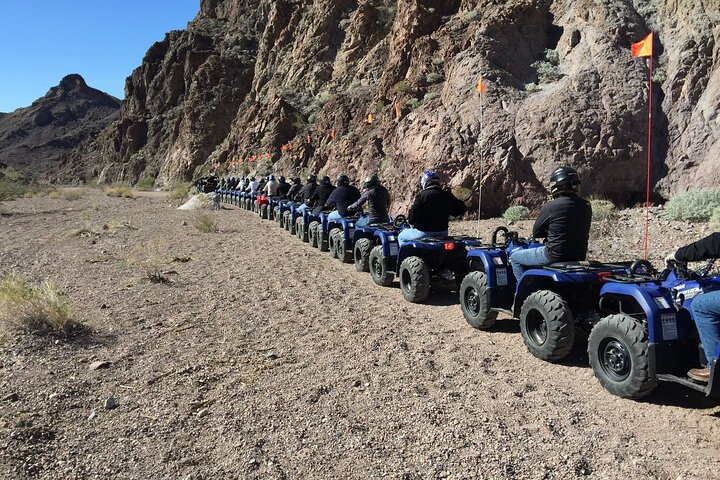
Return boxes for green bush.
[532,49,561,84]
[137,176,156,191]
[104,185,134,198]
[192,211,219,233]
[666,189,720,221]
[425,72,444,84]
[169,181,192,200]
[424,92,440,101]
[711,206,720,230]
[590,198,616,221]
[503,205,530,224]
[407,98,422,110]
[392,81,413,94]
[0,274,78,334]
[462,10,481,22]
[0,178,27,201]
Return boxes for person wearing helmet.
[256,176,267,195]
[325,174,361,220]
[309,175,336,213]
[287,177,302,200]
[348,173,391,227]
[398,170,467,244]
[294,174,318,213]
[247,176,259,194]
[509,166,592,281]
[264,174,280,196]
[277,176,291,198]
[664,232,720,383]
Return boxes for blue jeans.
[398,228,448,245]
[510,246,550,281]
[296,204,308,214]
[691,291,720,367]
[328,210,342,221]
[355,215,369,227]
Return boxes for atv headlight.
[493,257,504,265]
[389,235,396,241]
[349,223,354,228]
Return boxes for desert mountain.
[60,0,719,215]
[0,74,120,179]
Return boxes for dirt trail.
[1,191,718,479]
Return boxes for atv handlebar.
[393,215,407,229]
[491,226,509,245]
[629,259,657,277]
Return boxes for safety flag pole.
[476,76,487,239]
[631,32,654,259]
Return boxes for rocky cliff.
[0,75,120,179]
[60,0,719,215]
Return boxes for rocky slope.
[60,0,719,215]
[0,75,120,179]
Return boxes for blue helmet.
[421,170,440,190]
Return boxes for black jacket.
[349,185,392,223]
[407,185,467,232]
[676,232,720,262]
[295,182,317,202]
[277,181,291,198]
[533,194,592,263]
[287,184,302,200]
[324,185,361,217]
[310,184,335,209]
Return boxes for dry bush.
[0,274,79,334]
[503,205,530,224]
[192,211,219,233]
[666,188,720,221]
[169,181,193,200]
[104,185,134,198]
[590,198,616,221]
[128,240,171,283]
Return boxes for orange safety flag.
[476,78,486,94]
[631,33,653,57]
[306,134,311,144]
[330,129,335,139]
[281,144,287,151]
[288,143,293,151]
[394,103,401,118]
[249,156,255,162]
[266,153,271,158]
[367,113,374,124]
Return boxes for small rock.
[100,304,109,309]
[89,361,111,370]
[104,396,118,410]
[87,410,96,422]
[2,393,19,402]
[196,408,210,418]
[180,220,188,226]
[353,380,362,387]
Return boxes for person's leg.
[355,216,369,227]
[328,210,341,221]
[398,228,426,245]
[297,204,307,213]
[510,246,550,281]
[691,291,720,369]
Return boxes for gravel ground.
[0,190,719,479]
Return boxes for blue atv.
[326,214,364,263]
[307,211,332,252]
[294,207,317,243]
[459,227,544,329]
[274,199,292,228]
[350,217,403,273]
[589,259,720,400]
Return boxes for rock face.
[60,0,720,215]
[0,74,120,179]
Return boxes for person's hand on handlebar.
[664,250,687,269]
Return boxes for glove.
[664,250,686,269]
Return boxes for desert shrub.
[503,205,530,224]
[315,92,332,108]
[525,82,540,92]
[425,72,444,84]
[666,188,720,221]
[532,49,562,84]
[169,181,193,200]
[392,81,413,94]
[0,179,28,201]
[104,185,134,198]
[0,274,78,334]
[407,98,422,110]
[652,68,667,84]
[58,189,84,201]
[192,211,219,233]
[462,10,481,22]
[431,57,444,66]
[710,207,720,230]
[137,176,156,191]
[590,198,616,221]
[129,241,170,284]
[424,92,440,101]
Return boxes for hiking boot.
[688,367,711,383]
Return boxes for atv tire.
[295,217,305,241]
[369,245,394,287]
[308,221,320,247]
[399,256,431,303]
[354,238,373,272]
[274,207,281,224]
[459,271,498,330]
[328,228,342,258]
[588,314,656,399]
[336,234,353,264]
[519,290,575,362]
[260,204,269,219]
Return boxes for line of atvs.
[218,189,720,402]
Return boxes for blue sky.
[0,0,200,112]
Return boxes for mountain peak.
[58,74,89,92]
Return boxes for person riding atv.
[397,171,467,245]
[287,177,302,200]
[509,166,592,281]
[277,176,291,198]
[309,176,336,214]
[264,175,280,196]
[294,175,318,214]
[347,174,391,227]
[665,232,720,383]
[325,175,361,220]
